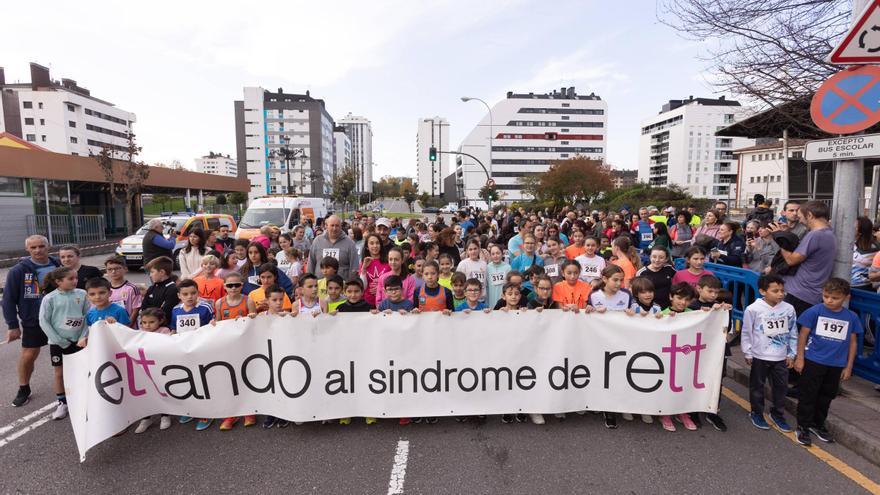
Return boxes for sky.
[3,0,719,178]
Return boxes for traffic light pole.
[435,149,493,209]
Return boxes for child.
[457,239,489,300]
[686,274,731,432]
[450,272,468,309]
[248,263,293,312]
[438,253,455,290]
[671,246,714,288]
[411,256,426,294]
[511,234,544,274]
[541,237,567,285]
[170,279,215,335]
[260,284,293,429]
[317,256,340,301]
[85,277,132,327]
[611,236,640,288]
[628,277,662,317]
[742,274,797,434]
[376,246,416,307]
[658,282,698,432]
[335,279,374,313]
[233,239,249,268]
[522,265,544,302]
[38,267,90,420]
[142,256,179,328]
[376,275,414,313]
[421,241,439,263]
[794,278,863,447]
[295,274,323,317]
[564,230,587,259]
[321,275,347,313]
[214,272,255,323]
[575,237,606,287]
[276,235,304,284]
[455,278,489,312]
[552,260,591,311]
[412,261,454,314]
[527,275,555,310]
[133,308,174,433]
[105,256,142,326]
[487,244,511,309]
[498,282,529,424]
[193,254,225,303]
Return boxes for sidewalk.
[726,346,880,467]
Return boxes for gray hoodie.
[307,231,360,280]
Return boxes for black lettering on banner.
[162,365,205,400]
[398,368,417,394]
[95,362,123,405]
[457,367,478,392]
[325,369,348,395]
[604,351,626,389]
[481,367,513,392]
[626,352,664,393]
[277,355,311,398]
[369,369,387,394]
[443,367,458,392]
[515,366,537,390]
[549,358,571,390]
[242,340,275,394]
[570,364,591,389]
[198,361,239,399]
[421,360,442,393]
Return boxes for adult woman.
[360,233,391,307]
[452,224,464,250]
[375,246,416,306]
[533,224,547,254]
[852,216,880,291]
[635,246,676,308]
[669,211,694,258]
[546,224,569,247]
[647,222,672,257]
[240,242,292,296]
[743,220,778,274]
[437,227,462,267]
[709,221,745,267]
[351,226,365,255]
[178,228,207,279]
[275,233,303,283]
[291,225,311,260]
[693,209,723,247]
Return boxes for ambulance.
[235,196,329,240]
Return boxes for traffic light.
[429,146,437,162]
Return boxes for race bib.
[248,275,259,286]
[62,317,84,331]
[544,264,559,277]
[323,248,340,260]
[762,316,788,337]
[176,314,200,333]
[581,264,600,278]
[641,232,653,242]
[469,271,485,282]
[490,272,506,286]
[815,316,849,341]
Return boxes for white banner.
[64,310,729,460]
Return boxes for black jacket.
[142,275,179,324]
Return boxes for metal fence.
[26,214,106,246]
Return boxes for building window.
[38,102,43,109]
[792,150,803,159]
[0,177,26,195]
[41,135,47,142]
[561,103,570,107]
[777,175,782,182]
[24,118,34,125]
[750,177,754,183]
[39,119,45,125]
[22,101,33,109]
[70,137,78,144]
[69,121,76,128]
[26,134,35,142]
[561,116,570,120]
[751,155,755,161]
[67,104,75,112]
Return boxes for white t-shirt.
[575,254,606,283]
[589,288,633,311]
[456,258,488,298]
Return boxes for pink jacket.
[375,271,416,307]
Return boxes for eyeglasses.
[465,288,481,293]
[225,283,243,288]
[386,287,401,291]
[105,267,124,272]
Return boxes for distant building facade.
[195,152,237,177]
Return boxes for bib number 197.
[815,316,848,341]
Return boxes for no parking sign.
[811,65,880,134]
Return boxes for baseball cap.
[376,218,392,228]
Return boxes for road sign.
[804,133,880,161]
[829,0,880,64]
[486,179,495,187]
[810,65,880,134]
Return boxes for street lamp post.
[270,137,307,196]
[460,97,494,181]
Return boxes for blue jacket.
[3,256,61,329]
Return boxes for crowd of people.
[2,196,871,447]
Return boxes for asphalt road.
[2,258,880,493]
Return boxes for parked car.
[116,213,237,269]
[439,204,459,214]
[422,206,441,214]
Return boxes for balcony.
[715,174,737,184]
[649,177,668,186]
[714,163,732,173]
[715,151,735,160]
[650,165,668,176]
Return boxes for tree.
[478,184,499,204]
[152,193,171,212]
[330,165,358,209]
[517,174,542,202]
[215,194,227,205]
[590,183,711,213]
[535,157,613,207]
[91,133,150,234]
[373,175,402,198]
[401,183,418,213]
[417,191,430,211]
[228,191,248,206]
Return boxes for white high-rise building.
[0,63,136,156]
[454,87,607,204]
[637,97,754,201]
[234,87,336,201]
[333,125,351,175]
[195,152,237,177]
[416,117,450,196]
[338,113,373,194]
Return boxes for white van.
[235,196,329,240]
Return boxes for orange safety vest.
[418,285,447,312]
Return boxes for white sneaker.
[554,413,566,419]
[51,401,68,420]
[159,415,172,430]
[622,413,634,421]
[134,418,153,434]
[641,415,654,424]
[529,413,545,425]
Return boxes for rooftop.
[734,139,810,154]
[661,96,741,113]
[0,62,118,107]
[507,87,601,101]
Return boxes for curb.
[726,359,880,467]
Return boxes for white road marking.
[0,402,56,436]
[387,439,410,495]
[0,414,53,448]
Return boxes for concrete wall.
[0,195,35,252]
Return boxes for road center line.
[0,414,53,449]
[387,439,410,495]
[722,386,880,494]
[0,402,56,436]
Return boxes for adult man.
[780,200,808,240]
[687,205,702,227]
[507,220,533,258]
[458,211,475,238]
[214,225,234,253]
[58,245,102,289]
[713,201,729,221]
[142,218,175,267]
[746,194,775,225]
[3,235,60,407]
[375,218,394,256]
[307,215,359,280]
[774,201,836,315]
[631,208,654,252]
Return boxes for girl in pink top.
[671,246,715,288]
[359,233,391,307]
[375,246,416,306]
